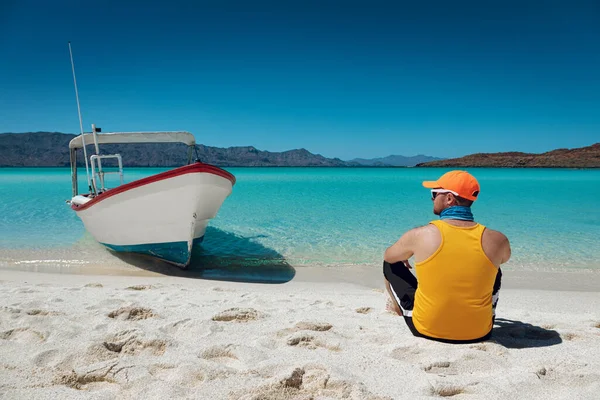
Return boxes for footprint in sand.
[56,370,114,390]
[355,307,372,314]
[26,309,62,316]
[125,284,155,291]
[211,287,236,292]
[469,343,488,351]
[277,321,333,337]
[33,349,61,367]
[84,283,103,288]
[0,307,23,327]
[286,332,341,351]
[80,342,121,365]
[55,361,120,390]
[0,327,46,343]
[532,366,583,382]
[0,307,22,321]
[1,307,22,314]
[149,363,206,387]
[71,330,164,367]
[389,345,423,361]
[211,308,262,322]
[322,378,392,400]
[430,385,466,397]
[148,363,177,379]
[232,366,391,400]
[430,350,508,376]
[94,323,109,332]
[159,318,192,334]
[107,306,156,321]
[200,344,238,360]
[148,364,179,381]
[423,361,452,374]
[471,342,506,356]
[198,344,248,369]
[276,321,339,350]
[102,330,166,356]
[15,288,37,294]
[295,321,333,332]
[287,332,318,348]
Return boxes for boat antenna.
[68,41,92,193]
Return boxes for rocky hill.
[417,143,600,168]
[0,132,352,167]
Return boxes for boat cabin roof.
[69,131,196,149]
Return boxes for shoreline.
[1,262,600,292]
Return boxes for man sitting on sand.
[383,170,511,343]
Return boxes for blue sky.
[0,1,598,159]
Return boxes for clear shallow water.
[0,167,598,272]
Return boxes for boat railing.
[90,154,124,193]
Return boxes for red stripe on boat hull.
[72,163,235,212]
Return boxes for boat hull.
[101,237,205,266]
[72,163,235,267]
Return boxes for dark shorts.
[383,261,502,344]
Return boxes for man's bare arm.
[384,229,416,264]
[485,229,512,266]
[501,234,511,264]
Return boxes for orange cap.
[422,170,480,201]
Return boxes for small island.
[416,143,599,168]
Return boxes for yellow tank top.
[413,220,498,341]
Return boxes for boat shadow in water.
[112,227,296,284]
[491,318,562,348]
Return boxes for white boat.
[68,127,235,267]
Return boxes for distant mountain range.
[349,154,443,167]
[0,132,441,168]
[0,132,352,167]
[417,143,600,168]
[1,132,597,168]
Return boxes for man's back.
[412,220,506,340]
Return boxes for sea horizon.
[1,165,599,169]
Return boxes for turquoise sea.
[0,167,599,273]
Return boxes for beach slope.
[1,270,599,399]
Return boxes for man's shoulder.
[406,223,438,238]
[482,226,510,243]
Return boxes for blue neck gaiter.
[440,206,474,221]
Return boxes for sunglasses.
[431,189,459,200]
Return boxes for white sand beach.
[1,267,600,400]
